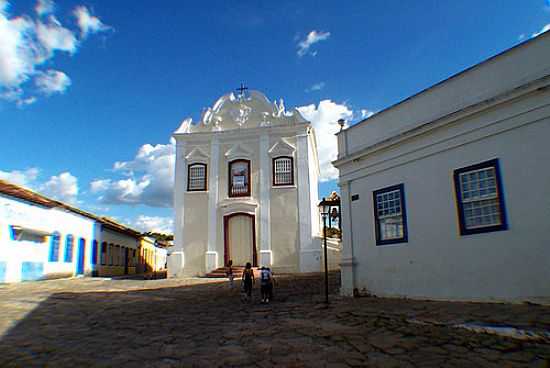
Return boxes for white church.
[168,89,340,277]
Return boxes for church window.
[187,163,207,191]
[454,159,507,235]
[373,184,408,245]
[64,234,74,263]
[49,231,61,262]
[273,156,294,186]
[229,159,250,197]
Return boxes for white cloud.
[0,1,108,106]
[132,215,174,234]
[90,179,110,193]
[0,9,34,88]
[35,69,71,95]
[40,171,78,203]
[305,82,325,92]
[73,6,110,38]
[532,23,550,38]
[35,0,54,17]
[297,100,353,182]
[0,167,80,203]
[91,141,175,207]
[297,30,331,57]
[16,96,36,107]
[0,167,40,187]
[36,16,77,56]
[360,109,375,119]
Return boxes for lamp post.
[319,194,341,305]
[319,198,330,305]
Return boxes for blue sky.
[1,0,549,233]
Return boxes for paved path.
[0,273,548,367]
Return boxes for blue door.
[76,238,85,275]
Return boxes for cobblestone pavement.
[0,273,549,367]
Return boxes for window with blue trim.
[373,184,408,245]
[64,234,74,263]
[49,232,61,262]
[91,240,98,265]
[453,159,508,235]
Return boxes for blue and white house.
[334,32,550,302]
[0,180,139,283]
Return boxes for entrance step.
[204,266,260,278]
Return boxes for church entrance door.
[224,213,257,267]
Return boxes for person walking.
[260,266,273,303]
[226,259,234,289]
[242,262,254,300]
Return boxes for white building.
[169,89,326,277]
[0,180,141,282]
[334,33,550,301]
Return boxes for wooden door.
[228,215,253,266]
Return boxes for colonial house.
[0,179,141,282]
[140,236,168,276]
[334,32,550,301]
[169,89,326,277]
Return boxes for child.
[260,266,273,303]
[242,262,254,299]
[226,259,234,289]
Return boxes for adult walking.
[260,266,273,303]
[242,262,254,300]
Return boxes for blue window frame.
[453,158,508,236]
[91,240,98,265]
[49,231,61,262]
[64,234,74,263]
[9,225,16,240]
[373,183,408,245]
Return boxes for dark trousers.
[261,282,272,300]
[243,279,252,296]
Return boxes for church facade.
[169,90,321,277]
[334,32,550,301]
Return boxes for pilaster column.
[206,136,220,272]
[339,180,356,296]
[168,141,186,277]
[296,132,316,272]
[259,134,272,266]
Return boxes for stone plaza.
[0,273,548,367]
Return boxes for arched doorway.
[224,213,257,266]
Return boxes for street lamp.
[319,198,330,305]
[319,194,341,305]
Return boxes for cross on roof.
[236,83,248,96]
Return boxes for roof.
[0,179,141,238]
[173,90,309,135]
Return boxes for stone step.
[204,266,260,278]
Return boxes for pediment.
[268,139,296,157]
[185,147,209,163]
[224,143,252,161]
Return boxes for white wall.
[338,87,550,301]
[0,196,97,283]
[173,123,322,276]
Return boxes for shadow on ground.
[0,272,549,367]
[0,273,340,367]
